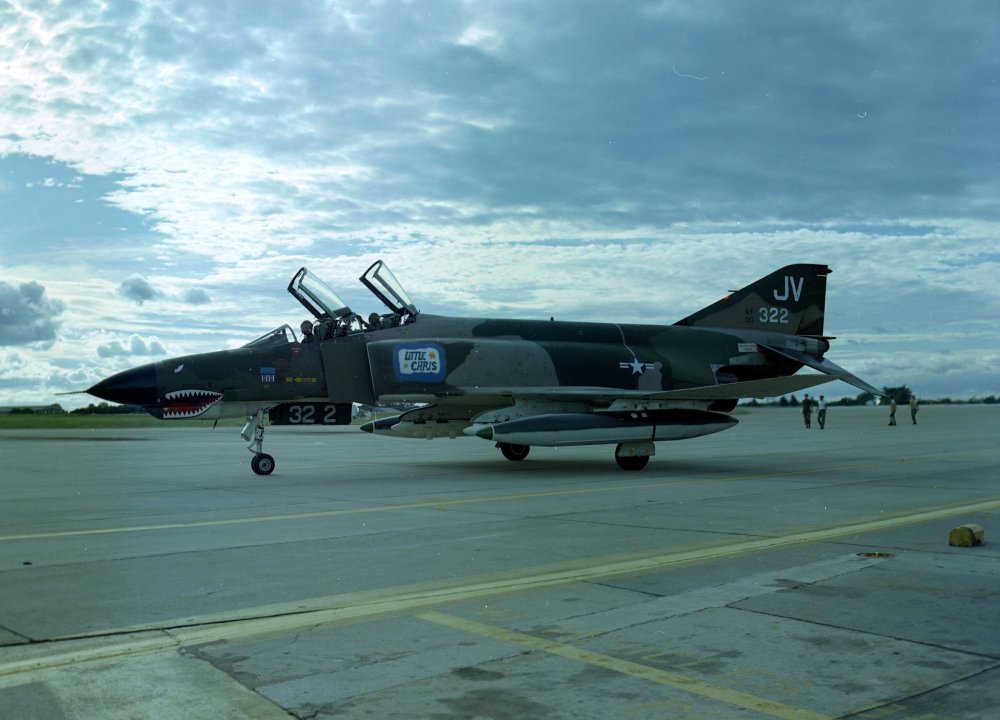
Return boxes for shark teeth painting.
[162,390,224,419]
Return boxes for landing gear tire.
[615,454,649,471]
[615,444,650,471]
[251,453,275,475]
[498,442,531,461]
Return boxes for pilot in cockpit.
[300,320,315,343]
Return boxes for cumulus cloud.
[118,276,161,305]
[181,288,211,305]
[0,281,66,346]
[0,350,53,395]
[117,278,211,307]
[96,334,167,358]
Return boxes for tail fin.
[675,264,831,337]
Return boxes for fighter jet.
[86,260,881,474]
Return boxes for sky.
[1,0,998,409]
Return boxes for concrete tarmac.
[1,405,998,719]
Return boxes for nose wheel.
[242,408,276,475]
[251,452,275,475]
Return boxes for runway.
[1,405,998,719]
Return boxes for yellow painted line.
[0,455,967,542]
[418,610,830,720]
[4,493,998,682]
[0,632,180,683]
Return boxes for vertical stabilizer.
[675,264,831,336]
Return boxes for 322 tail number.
[759,307,789,324]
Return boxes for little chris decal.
[394,343,446,382]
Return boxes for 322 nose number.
[287,404,340,424]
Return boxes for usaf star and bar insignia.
[619,357,654,375]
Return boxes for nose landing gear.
[251,452,275,475]
[242,408,275,475]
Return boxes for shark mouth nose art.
[162,390,224,418]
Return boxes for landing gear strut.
[242,408,275,475]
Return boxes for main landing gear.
[615,442,652,471]
[497,441,654,470]
[497,442,531,461]
[242,408,275,475]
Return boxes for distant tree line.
[4,403,144,415]
[70,402,146,415]
[1,404,66,414]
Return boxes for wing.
[508,374,834,403]
[380,374,834,425]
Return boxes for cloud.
[0,281,65,346]
[96,334,167,358]
[118,276,161,305]
[181,288,211,305]
[0,350,52,395]
[3,0,997,261]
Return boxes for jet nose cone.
[87,363,158,407]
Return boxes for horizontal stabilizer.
[763,346,884,397]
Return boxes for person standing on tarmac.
[802,394,812,429]
[888,397,897,426]
[817,395,827,429]
[910,395,919,424]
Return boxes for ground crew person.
[817,395,827,429]
[910,395,919,424]
[888,397,897,426]
[802,394,812,428]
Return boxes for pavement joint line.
[3,494,998,679]
[0,455,969,542]
[0,631,181,682]
[417,610,831,720]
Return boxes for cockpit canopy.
[245,262,418,348]
[360,260,418,316]
[287,268,352,321]
[243,324,298,348]
[287,260,418,329]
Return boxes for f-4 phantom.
[87,261,881,474]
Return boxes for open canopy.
[287,260,418,323]
[360,260,418,316]
[287,267,352,321]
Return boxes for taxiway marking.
[4,494,998,681]
[0,455,972,543]
[418,610,830,720]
